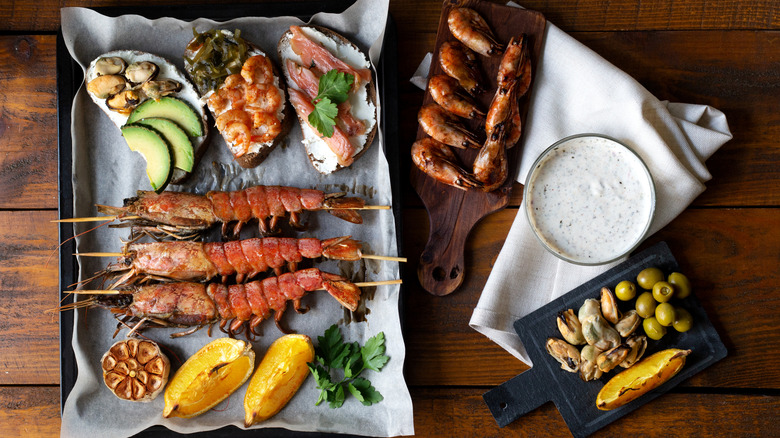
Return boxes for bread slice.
[85,50,209,184]
[184,29,291,169]
[278,25,378,174]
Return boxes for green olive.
[652,281,675,302]
[643,316,667,340]
[615,280,637,301]
[635,292,657,318]
[655,302,676,326]
[673,308,694,332]
[668,272,692,299]
[637,267,665,290]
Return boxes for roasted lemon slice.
[596,348,691,410]
[244,334,314,426]
[163,338,255,418]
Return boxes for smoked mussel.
[557,309,586,345]
[620,334,648,368]
[579,345,603,382]
[601,287,622,324]
[546,338,580,373]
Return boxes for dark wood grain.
[3,0,780,32]
[0,36,58,210]
[2,386,778,437]
[1,0,780,436]
[411,0,545,296]
[0,211,60,385]
[403,207,780,388]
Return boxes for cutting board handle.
[416,205,476,296]
[483,367,550,427]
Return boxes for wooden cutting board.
[410,0,546,296]
[483,242,727,435]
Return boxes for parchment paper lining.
[60,1,413,436]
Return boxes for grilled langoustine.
[97,185,366,239]
[95,268,361,338]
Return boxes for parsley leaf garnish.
[308,324,388,408]
[307,70,354,138]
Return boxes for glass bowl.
[523,134,656,266]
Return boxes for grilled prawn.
[92,268,361,338]
[427,74,485,120]
[475,35,531,191]
[96,185,367,239]
[411,137,483,190]
[101,236,363,287]
[439,41,484,96]
[448,8,504,57]
[418,103,481,149]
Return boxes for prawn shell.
[278,25,378,175]
[184,29,291,169]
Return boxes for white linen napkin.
[412,21,732,365]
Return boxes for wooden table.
[1,0,778,436]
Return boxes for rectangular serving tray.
[56,2,401,436]
[483,241,727,437]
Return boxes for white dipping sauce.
[525,135,655,264]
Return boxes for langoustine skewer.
[100,236,365,287]
[93,185,370,239]
[85,268,361,338]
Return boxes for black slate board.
[483,242,727,437]
[56,2,401,437]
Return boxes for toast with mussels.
[85,51,209,186]
[184,29,291,169]
[278,25,378,174]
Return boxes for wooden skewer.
[65,279,402,295]
[52,215,141,223]
[75,252,408,262]
[322,205,391,210]
[361,254,407,262]
[53,204,389,223]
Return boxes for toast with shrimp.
[278,25,378,174]
[84,50,209,185]
[184,29,292,169]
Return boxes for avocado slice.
[126,96,203,137]
[131,118,194,172]
[120,125,172,193]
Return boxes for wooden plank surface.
[3,0,780,32]
[1,386,778,437]
[1,0,779,436]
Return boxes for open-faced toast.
[184,29,292,169]
[278,25,378,174]
[85,50,210,186]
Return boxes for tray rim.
[56,2,402,436]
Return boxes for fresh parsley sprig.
[308,324,389,408]
[308,70,354,138]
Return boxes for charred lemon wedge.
[596,348,691,410]
[163,338,255,418]
[244,334,314,426]
[101,338,170,402]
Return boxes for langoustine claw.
[411,138,483,191]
